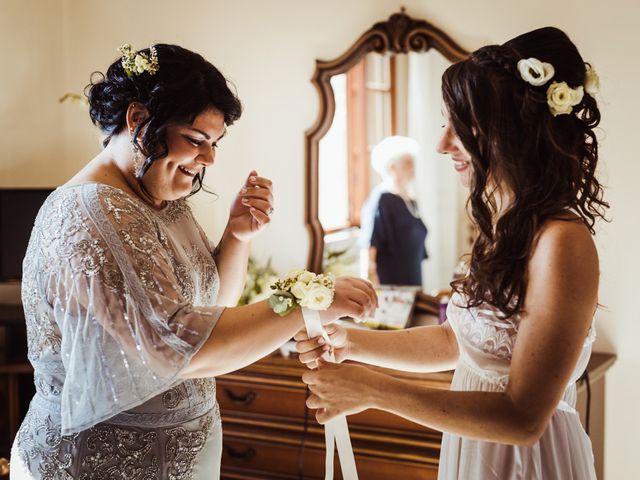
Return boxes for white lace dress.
[11,183,226,479]
[438,293,597,480]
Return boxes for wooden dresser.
[0,294,616,479]
[218,352,615,480]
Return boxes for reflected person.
[360,136,427,286]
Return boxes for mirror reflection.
[318,50,473,292]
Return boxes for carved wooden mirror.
[305,10,471,296]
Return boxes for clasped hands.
[296,281,385,424]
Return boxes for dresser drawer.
[217,377,440,437]
[221,430,438,480]
[217,378,305,418]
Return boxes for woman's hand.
[295,323,350,368]
[302,361,384,424]
[321,276,377,324]
[227,170,274,242]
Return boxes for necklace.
[382,182,422,219]
[391,189,421,219]
[402,197,421,218]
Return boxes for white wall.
[2,0,639,477]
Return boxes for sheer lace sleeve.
[49,184,224,434]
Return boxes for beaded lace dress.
[11,183,225,479]
[438,292,597,480]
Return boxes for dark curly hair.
[443,27,609,318]
[86,43,242,195]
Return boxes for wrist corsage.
[268,269,335,316]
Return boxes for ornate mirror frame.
[304,9,470,273]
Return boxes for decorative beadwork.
[16,184,223,478]
[165,415,214,479]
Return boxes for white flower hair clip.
[546,82,584,116]
[517,58,555,86]
[584,64,600,96]
[118,44,159,77]
[517,56,599,117]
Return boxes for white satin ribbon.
[302,307,359,480]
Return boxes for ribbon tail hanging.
[302,307,359,480]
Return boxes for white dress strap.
[556,400,578,415]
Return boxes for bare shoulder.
[526,215,599,313]
[510,217,599,429]
[531,216,598,271]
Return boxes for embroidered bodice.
[446,292,596,391]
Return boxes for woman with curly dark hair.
[296,27,607,479]
[10,44,377,478]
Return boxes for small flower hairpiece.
[517,57,599,117]
[517,58,555,86]
[584,64,600,96]
[118,44,159,77]
[546,82,584,117]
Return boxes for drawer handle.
[223,388,257,406]
[225,445,256,461]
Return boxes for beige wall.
[0,0,67,187]
[2,0,639,477]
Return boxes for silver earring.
[131,139,143,176]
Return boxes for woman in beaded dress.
[10,44,378,479]
[295,27,608,479]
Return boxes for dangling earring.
[130,128,143,176]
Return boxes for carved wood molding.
[304,10,469,272]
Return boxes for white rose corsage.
[268,269,335,316]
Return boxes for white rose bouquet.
[268,269,335,316]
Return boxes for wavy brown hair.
[443,27,608,318]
